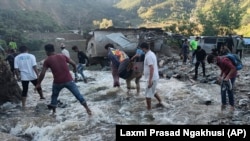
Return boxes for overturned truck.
[85,27,168,67]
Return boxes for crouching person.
[104,43,132,86]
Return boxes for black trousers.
[194,61,205,78]
[21,79,41,97]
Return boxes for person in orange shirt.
[105,43,121,87]
[105,43,131,87]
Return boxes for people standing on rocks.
[193,46,207,80]
[207,54,237,112]
[35,44,92,115]
[72,45,89,83]
[14,45,45,109]
[236,35,245,59]
[140,42,163,110]
[181,38,190,65]
[226,34,234,53]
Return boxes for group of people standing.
[36,44,91,115]
[8,41,164,116]
[60,43,89,83]
[181,37,207,80]
[7,43,91,116]
[105,42,164,111]
[180,35,243,112]
[5,34,244,116]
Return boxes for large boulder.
[0,59,21,105]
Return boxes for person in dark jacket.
[226,34,234,52]
[181,38,190,65]
[72,45,89,83]
[193,46,207,80]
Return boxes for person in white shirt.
[140,42,163,110]
[14,45,45,109]
[60,43,70,58]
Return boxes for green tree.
[164,20,200,36]
[99,19,113,29]
[197,0,246,35]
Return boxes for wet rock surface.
[157,53,250,125]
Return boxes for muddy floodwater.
[1,56,250,141]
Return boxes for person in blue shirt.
[130,47,145,62]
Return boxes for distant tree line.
[0,9,62,50]
[0,0,249,52]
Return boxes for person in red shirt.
[35,44,91,115]
[207,54,237,112]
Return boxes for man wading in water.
[36,44,92,115]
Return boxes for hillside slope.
[0,0,122,29]
[1,0,250,35]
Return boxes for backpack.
[225,53,243,70]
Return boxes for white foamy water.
[2,56,250,140]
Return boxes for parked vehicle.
[197,35,239,54]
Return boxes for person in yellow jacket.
[189,37,200,64]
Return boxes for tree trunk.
[0,59,21,105]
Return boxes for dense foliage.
[0,9,61,50]
[0,0,250,51]
[116,0,250,36]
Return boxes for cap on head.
[207,54,215,64]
